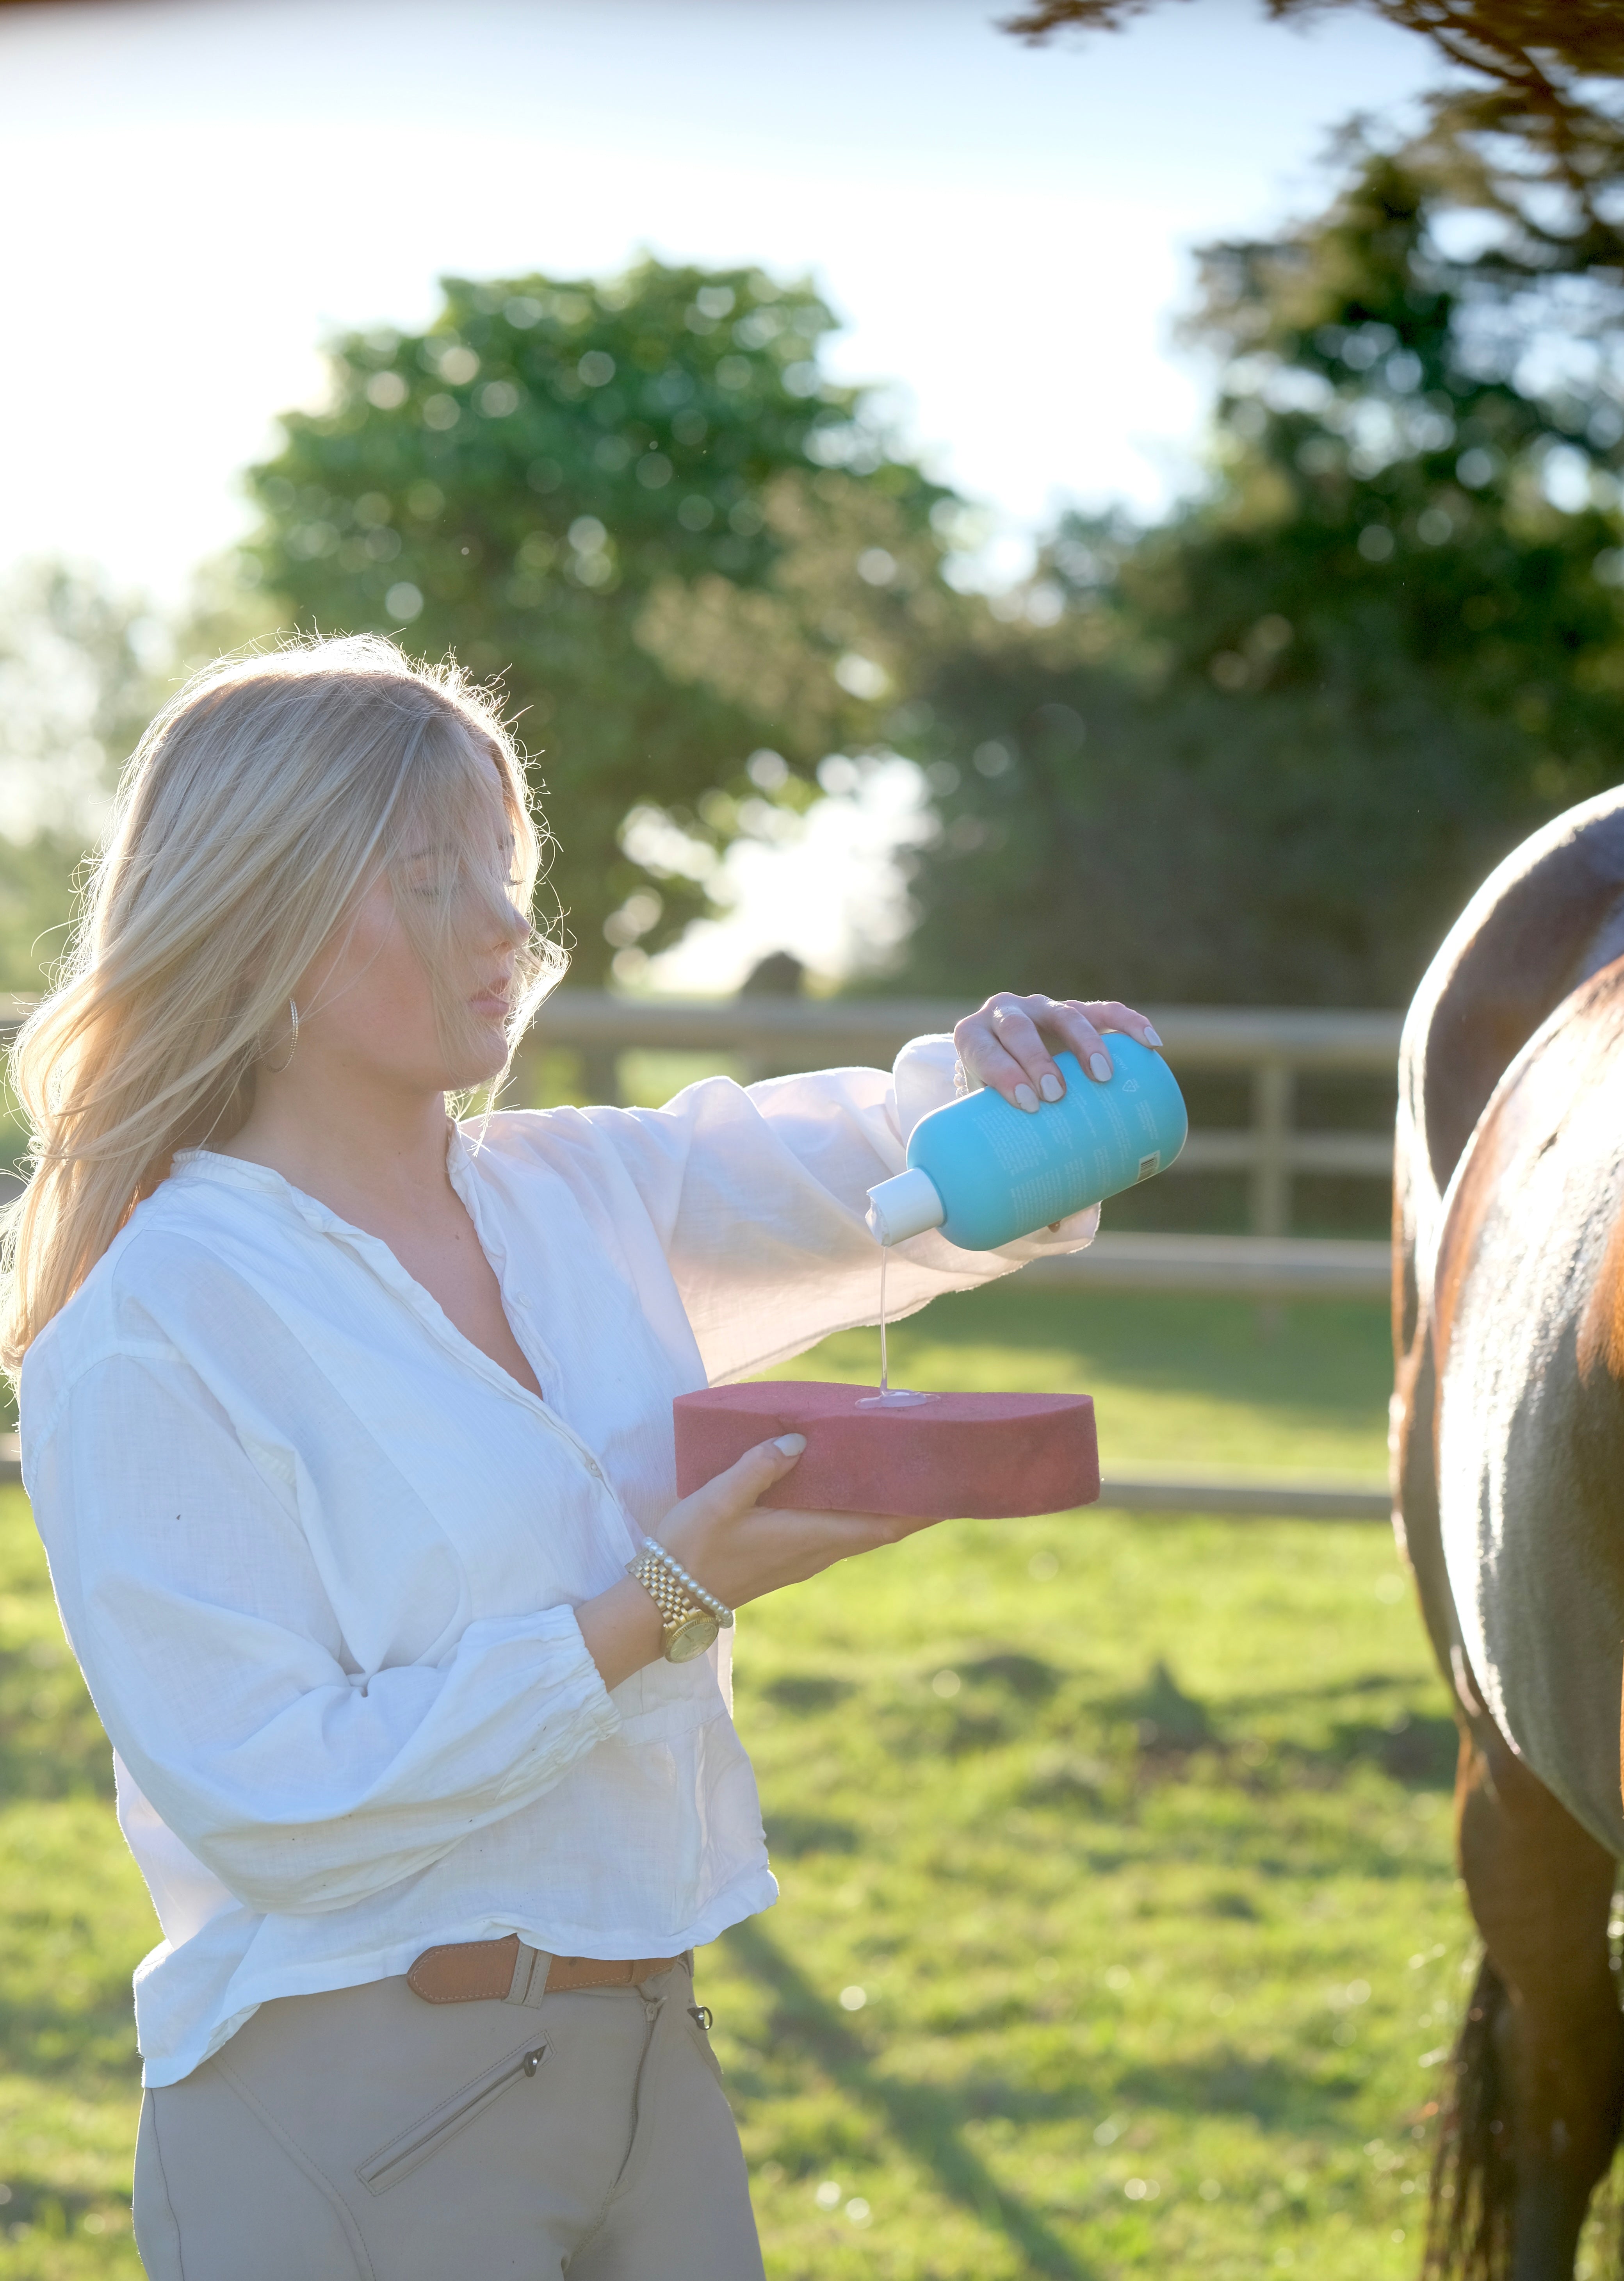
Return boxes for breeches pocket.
[355,2033,550,2195]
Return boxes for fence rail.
[527,990,1401,1263]
[0,993,1398,1518]
[0,992,1401,1298]
[1025,1233,1391,1300]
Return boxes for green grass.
[0,1287,1482,2279]
[767,1280,1393,1487]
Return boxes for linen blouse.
[21,1037,1097,2086]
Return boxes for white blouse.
[21,1037,1096,2086]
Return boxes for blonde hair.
[0,633,564,1371]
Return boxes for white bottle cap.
[865,1167,946,1246]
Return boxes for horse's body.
[1395,789,1624,2278]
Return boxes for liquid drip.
[857,1244,935,1409]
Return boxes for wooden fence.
[0,994,1399,1518]
[527,992,1400,1303]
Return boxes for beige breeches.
[132,1958,764,2280]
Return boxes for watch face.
[665,1613,720,1663]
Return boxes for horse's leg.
[1398,1333,1624,2279]
[1446,1713,1623,2281]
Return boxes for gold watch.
[627,1538,735,1664]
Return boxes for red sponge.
[673,1381,1099,1520]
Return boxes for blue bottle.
[865,1037,1187,1250]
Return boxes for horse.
[1394,786,1624,2279]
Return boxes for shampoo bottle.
[867,1036,1187,1251]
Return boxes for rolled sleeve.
[570,1032,1097,1383]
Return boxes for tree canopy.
[1002,0,1624,176]
[893,133,1624,1004]
[15,10,1619,1018]
[246,260,955,981]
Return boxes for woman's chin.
[446,1021,513,1092]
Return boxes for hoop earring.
[264,998,299,1074]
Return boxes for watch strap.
[627,1540,734,1661]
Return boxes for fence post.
[1250,1057,1294,1239]
[578,1044,622,1108]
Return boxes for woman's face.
[289,752,529,1098]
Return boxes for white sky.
[0,0,1444,986]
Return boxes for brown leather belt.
[407,1934,682,2007]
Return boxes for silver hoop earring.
[264,998,299,1074]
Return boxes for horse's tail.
[1423,1954,1518,2281]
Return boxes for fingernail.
[1089,1053,1112,1083]
[1039,1073,1063,1103]
[1015,1083,1038,1112]
[1143,1025,1163,1049]
[774,1433,806,1456]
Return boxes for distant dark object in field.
[738,951,806,998]
[1393,788,1624,2280]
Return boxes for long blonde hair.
[1,634,564,1372]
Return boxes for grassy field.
[0,1282,1490,2280]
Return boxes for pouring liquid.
[856,1245,935,1409]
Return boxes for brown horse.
[1395,787,1624,2279]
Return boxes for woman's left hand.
[953,993,1163,1114]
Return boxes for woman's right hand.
[577,1437,937,1693]
[656,1434,937,1610]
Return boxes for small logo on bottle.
[1136,1151,1160,1182]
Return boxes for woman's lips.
[470,991,509,1018]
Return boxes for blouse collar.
[169,1122,475,1237]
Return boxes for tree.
[245,261,953,981]
[1001,0,1624,201]
[894,139,1624,1005]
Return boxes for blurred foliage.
[244,261,958,982]
[8,32,1624,1016]
[0,565,171,1000]
[895,130,1624,1004]
[1001,0,1624,196]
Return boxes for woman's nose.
[493,898,529,951]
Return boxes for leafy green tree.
[895,138,1624,1005]
[245,261,950,980]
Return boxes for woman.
[8,636,1157,2281]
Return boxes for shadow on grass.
[762,1811,861,1858]
[759,1673,854,1713]
[1222,1670,1438,1713]
[1109,2046,1364,2128]
[1214,1678,1459,1793]
[0,1661,115,1802]
[0,1989,141,2083]
[0,2178,131,2235]
[1100,1659,1215,1751]
[722,1915,1102,2280]
[1334,1711,1457,1788]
